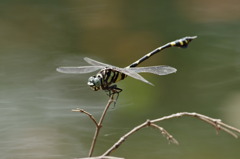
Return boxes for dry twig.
[150,123,179,145]
[76,156,124,159]
[72,108,98,127]
[73,94,116,157]
[102,112,240,156]
[73,97,240,159]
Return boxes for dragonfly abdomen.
[128,36,197,68]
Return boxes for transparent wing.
[56,66,104,74]
[115,67,154,86]
[84,57,114,67]
[84,57,153,85]
[128,65,177,76]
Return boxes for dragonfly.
[57,36,197,96]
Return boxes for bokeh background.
[1,0,240,159]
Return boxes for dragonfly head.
[87,75,102,91]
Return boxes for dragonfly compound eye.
[87,76,101,91]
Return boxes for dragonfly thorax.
[87,68,127,91]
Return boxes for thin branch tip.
[72,108,83,112]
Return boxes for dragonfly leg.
[105,85,122,106]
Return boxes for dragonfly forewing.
[84,57,115,67]
[56,66,104,74]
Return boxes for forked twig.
[102,112,240,156]
[88,94,115,157]
[73,94,116,157]
[73,98,240,159]
[150,123,179,145]
[72,108,98,127]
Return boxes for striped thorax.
[88,68,127,91]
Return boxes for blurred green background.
[1,0,240,159]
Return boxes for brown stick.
[102,112,240,156]
[72,108,98,127]
[88,94,115,157]
[76,156,124,159]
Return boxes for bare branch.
[150,123,179,145]
[88,94,115,157]
[72,108,98,127]
[76,156,124,159]
[73,94,119,157]
[102,120,151,156]
[219,122,240,134]
[102,112,240,156]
